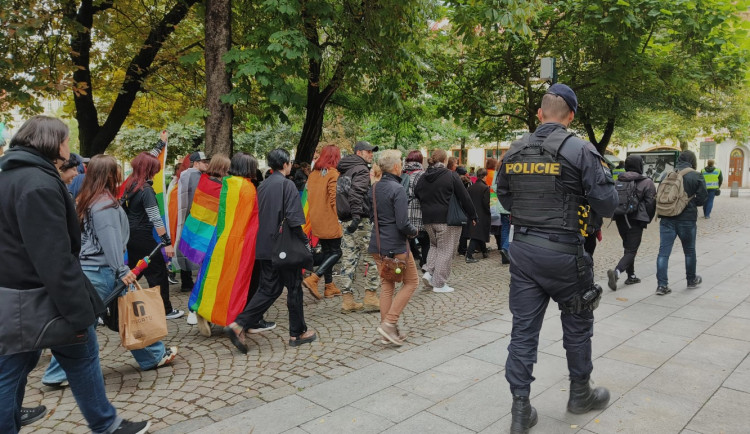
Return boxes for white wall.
[715,139,749,188]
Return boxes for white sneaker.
[186,311,197,325]
[432,285,454,293]
[422,272,433,288]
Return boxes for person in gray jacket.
[607,154,657,291]
[41,155,178,387]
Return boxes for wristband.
[160,233,172,246]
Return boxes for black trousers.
[180,269,194,289]
[466,239,488,258]
[408,230,430,268]
[505,239,594,397]
[234,260,307,337]
[316,238,342,284]
[615,217,645,277]
[127,231,172,313]
[246,260,262,306]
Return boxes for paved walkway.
[22,191,750,433]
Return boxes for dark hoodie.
[415,164,477,224]
[337,154,371,220]
[0,146,104,331]
[616,155,657,225]
[660,150,707,221]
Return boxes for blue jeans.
[0,325,121,433]
[703,189,717,217]
[501,214,511,251]
[42,266,166,384]
[656,219,697,287]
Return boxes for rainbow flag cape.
[153,144,168,222]
[299,185,318,247]
[166,178,179,247]
[178,174,223,265]
[189,176,259,326]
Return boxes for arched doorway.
[728,148,744,187]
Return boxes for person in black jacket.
[0,116,150,434]
[607,155,657,291]
[368,150,419,346]
[655,150,707,295]
[466,168,491,262]
[415,149,477,293]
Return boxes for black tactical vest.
[504,129,586,232]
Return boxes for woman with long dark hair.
[302,145,344,299]
[42,155,178,386]
[122,152,183,319]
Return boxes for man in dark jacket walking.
[336,141,380,313]
[656,150,707,295]
[466,168,491,263]
[415,149,477,293]
[607,155,657,291]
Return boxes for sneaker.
[42,380,69,388]
[114,419,151,434]
[155,347,178,369]
[247,320,276,334]
[197,315,212,337]
[655,285,672,296]
[20,405,47,426]
[165,309,185,320]
[687,275,702,288]
[624,275,641,285]
[186,311,198,325]
[433,285,455,293]
[422,272,433,288]
[466,257,479,264]
[377,322,404,346]
[167,274,178,285]
[607,269,619,291]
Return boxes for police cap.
[546,83,578,114]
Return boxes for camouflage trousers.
[335,220,379,294]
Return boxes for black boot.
[567,379,610,414]
[510,395,538,434]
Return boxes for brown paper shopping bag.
[118,282,168,350]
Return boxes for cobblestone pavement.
[22,192,750,433]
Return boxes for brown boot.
[363,290,380,312]
[302,274,322,299]
[341,293,364,313]
[324,282,342,298]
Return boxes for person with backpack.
[336,141,380,313]
[701,159,722,219]
[654,150,707,296]
[606,155,656,291]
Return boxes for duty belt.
[514,232,583,256]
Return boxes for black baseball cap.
[354,141,378,153]
[546,83,578,114]
[189,151,209,162]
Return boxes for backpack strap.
[540,129,575,158]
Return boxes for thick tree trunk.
[67,0,198,156]
[204,0,233,157]
[296,93,326,164]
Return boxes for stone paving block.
[432,354,502,379]
[609,303,677,327]
[481,413,585,434]
[192,395,327,434]
[591,302,625,321]
[466,336,510,367]
[383,329,497,373]
[300,405,394,434]
[395,367,484,402]
[638,357,728,404]
[382,412,474,434]
[647,315,713,339]
[527,352,569,397]
[207,397,265,422]
[722,355,750,394]
[584,387,702,434]
[603,329,691,369]
[154,416,215,434]
[685,387,750,434]
[298,362,413,411]
[524,377,606,428]
[671,334,750,371]
[470,318,513,335]
[351,386,435,423]
[589,357,654,401]
[671,298,737,323]
[427,373,509,432]
[281,428,310,434]
[592,316,647,341]
[728,302,750,319]
[541,330,624,361]
[705,316,750,342]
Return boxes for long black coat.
[468,179,491,242]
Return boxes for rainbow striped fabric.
[153,143,168,222]
[178,174,223,265]
[188,176,259,326]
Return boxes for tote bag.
[118,282,168,350]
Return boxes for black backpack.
[336,172,353,221]
[613,179,640,217]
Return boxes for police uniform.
[496,121,618,400]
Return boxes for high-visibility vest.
[701,168,721,189]
[612,168,625,181]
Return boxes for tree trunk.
[204,0,233,157]
[296,93,326,163]
[460,136,466,164]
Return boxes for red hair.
[314,145,341,170]
[122,152,161,194]
[405,150,424,164]
[174,154,191,182]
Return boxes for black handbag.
[0,286,88,356]
[271,182,314,270]
[447,192,468,226]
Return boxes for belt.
[514,232,582,255]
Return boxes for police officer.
[496,84,618,433]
